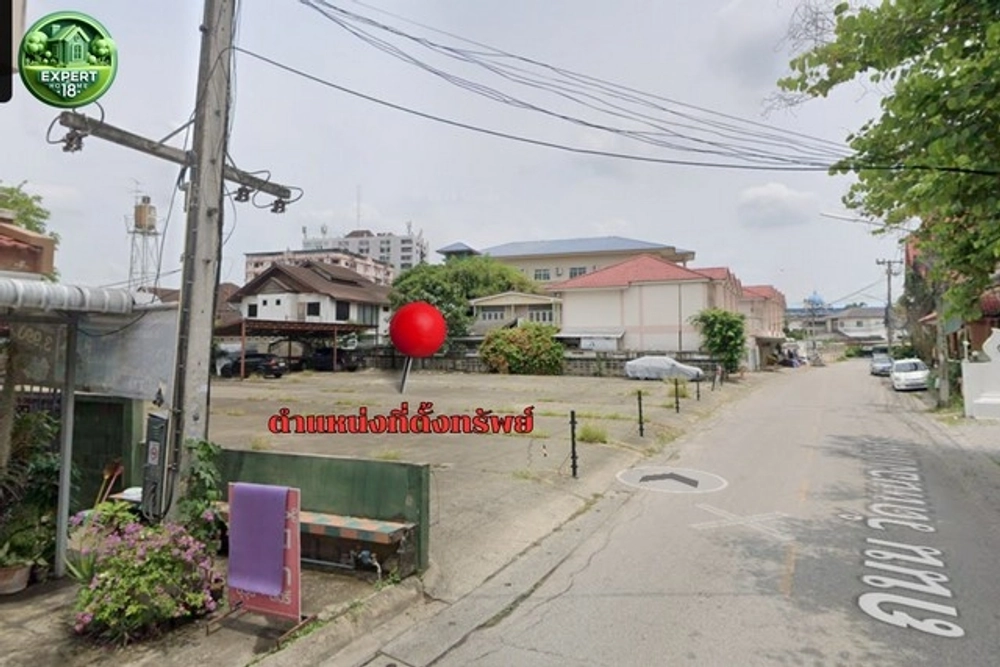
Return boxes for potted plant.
[0,539,34,595]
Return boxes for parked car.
[625,356,705,381]
[217,352,287,378]
[870,353,893,376]
[890,358,929,391]
[309,347,362,372]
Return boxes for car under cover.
[625,356,705,381]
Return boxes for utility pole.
[935,291,950,407]
[876,259,903,352]
[164,0,235,520]
[49,1,295,521]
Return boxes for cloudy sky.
[2,0,906,307]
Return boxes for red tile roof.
[546,254,709,290]
[693,267,733,281]
[743,285,785,302]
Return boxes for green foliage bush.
[479,323,564,375]
[690,309,747,373]
[70,503,223,646]
[177,439,225,555]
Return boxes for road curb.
[252,578,424,667]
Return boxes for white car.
[890,358,930,391]
[625,356,705,381]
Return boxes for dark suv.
[309,347,362,372]
[218,352,287,378]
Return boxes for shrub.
[177,439,225,555]
[690,309,746,373]
[479,323,564,375]
[71,510,223,646]
[577,424,607,443]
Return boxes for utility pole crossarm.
[57,112,293,200]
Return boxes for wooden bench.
[213,501,417,576]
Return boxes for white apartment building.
[244,248,394,286]
[302,224,428,274]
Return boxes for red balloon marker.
[389,301,447,392]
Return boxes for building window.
[306,302,321,316]
[247,304,258,318]
[569,267,587,278]
[401,263,412,270]
[856,320,864,327]
[527,305,553,322]
[480,306,505,321]
[275,299,281,306]
[534,269,550,281]
[336,301,351,320]
[358,303,379,325]
[262,299,268,306]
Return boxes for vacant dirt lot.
[208,367,771,602]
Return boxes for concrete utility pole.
[164,0,235,520]
[50,0,295,520]
[876,258,903,351]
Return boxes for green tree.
[0,181,59,280]
[690,309,746,373]
[389,256,539,343]
[776,0,1000,322]
[479,323,563,375]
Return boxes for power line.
[235,45,1000,176]
[338,0,852,152]
[303,0,849,166]
[233,46,834,171]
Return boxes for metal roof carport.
[213,318,378,374]
[0,276,138,578]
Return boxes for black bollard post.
[637,390,644,437]
[674,378,680,413]
[696,378,701,401]
[570,410,578,478]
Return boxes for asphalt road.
[432,360,1000,667]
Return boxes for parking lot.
[208,366,768,602]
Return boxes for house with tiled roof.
[544,254,716,352]
[228,261,391,341]
[739,284,789,369]
[691,266,744,314]
[461,235,696,284]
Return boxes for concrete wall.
[217,449,431,570]
[961,328,1000,419]
[368,348,720,377]
[559,282,707,352]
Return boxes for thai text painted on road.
[268,402,534,435]
[840,439,964,638]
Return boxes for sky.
[1,0,908,308]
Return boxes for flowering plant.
[72,518,223,645]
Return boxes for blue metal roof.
[437,242,480,254]
[481,236,674,257]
